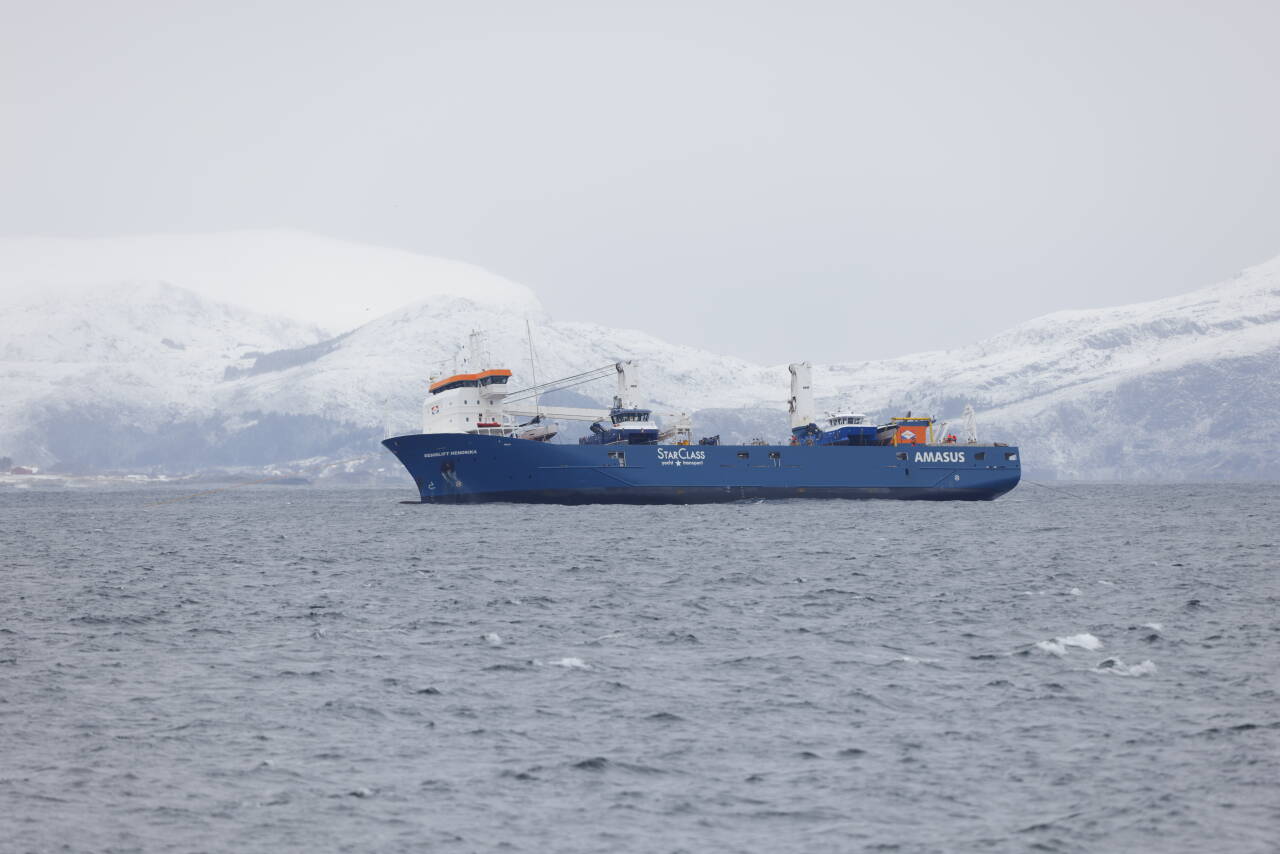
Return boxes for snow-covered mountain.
[217,297,780,436]
[0,280,326,470]
[808,255,1280,480]
[1,231,1277,480]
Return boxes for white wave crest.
[1035,633,1103,657]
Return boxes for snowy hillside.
[1,230,1277,481]
[809,255,1280,479]
[219,297,782,438]
[223,248,1280,480]
[0,281,324,469]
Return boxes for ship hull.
[382,433,1020,504]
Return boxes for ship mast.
[525,317,542,420]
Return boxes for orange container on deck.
[891,419,931,445]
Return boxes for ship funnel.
[788,362,815,429]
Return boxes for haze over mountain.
[1,232,1276,481]
[0,230,537,333]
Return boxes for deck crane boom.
[502,361,687,424]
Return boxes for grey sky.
[3,0,1279,364]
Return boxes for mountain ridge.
[1,231,1276,481]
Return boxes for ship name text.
[657,447,707,466]
[914,451,966,463]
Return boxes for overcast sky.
[3,0,1279,364]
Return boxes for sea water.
[1,484,1276,852]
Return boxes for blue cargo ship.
[382,335,1020,503]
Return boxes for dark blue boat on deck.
[578,408,660,446]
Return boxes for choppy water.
[1,483,1277,853]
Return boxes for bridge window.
[612,410,651,424]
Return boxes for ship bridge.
[429,369,512,395]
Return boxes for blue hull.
[382,434,1021,504]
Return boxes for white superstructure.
[422,331,517,436]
